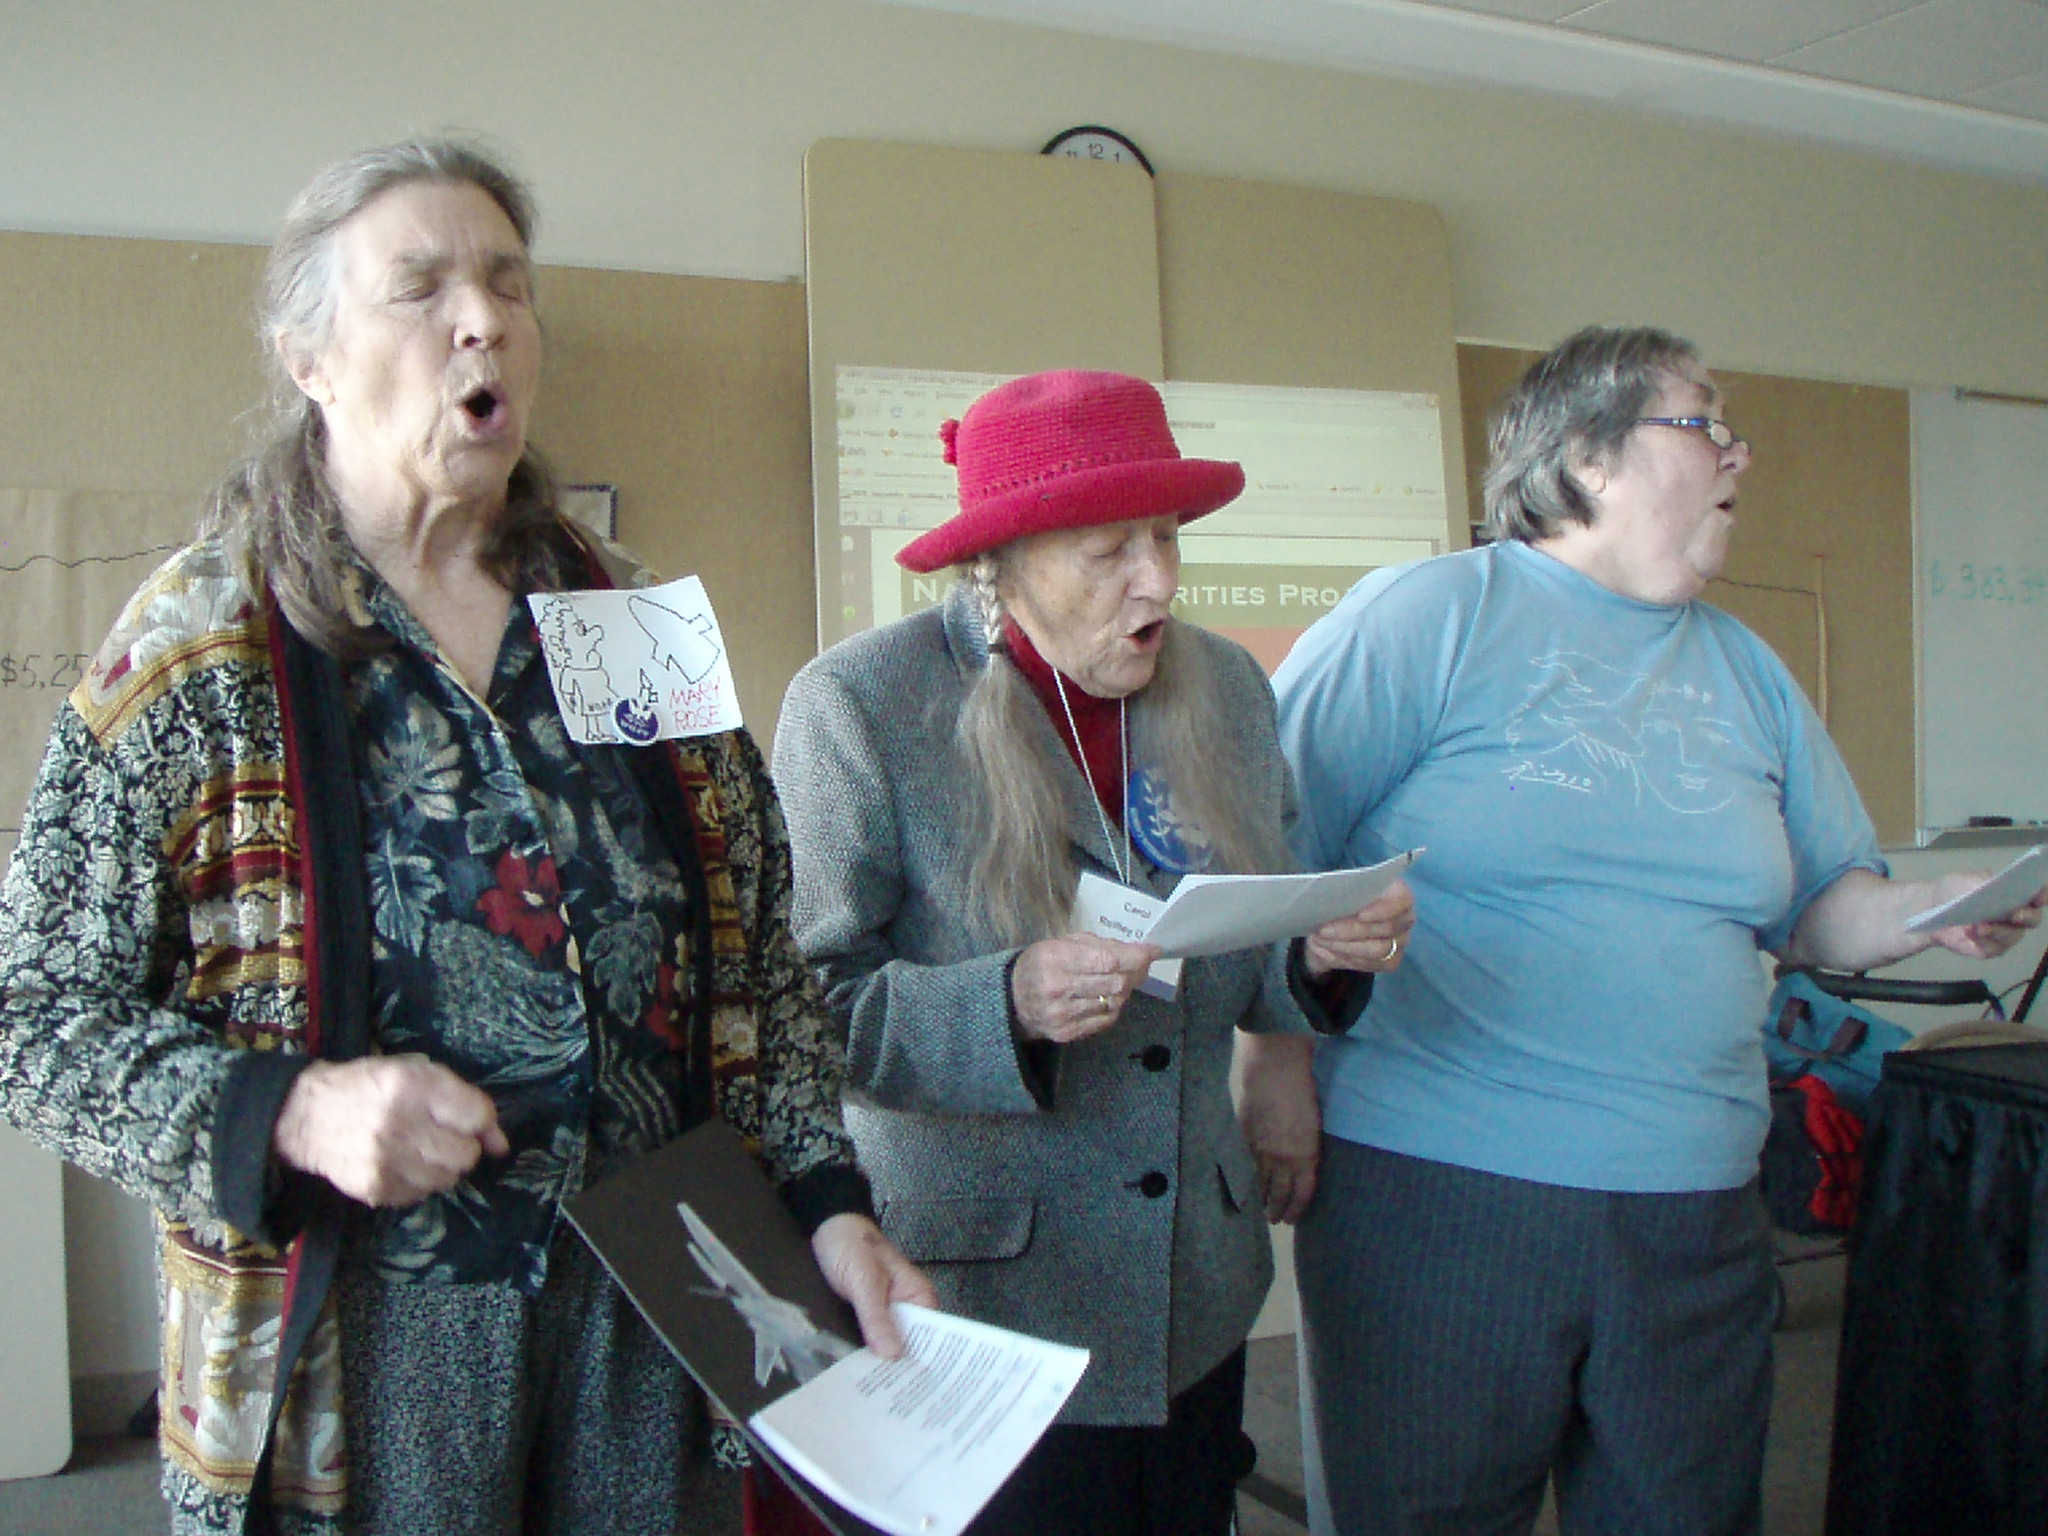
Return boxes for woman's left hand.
[1303,879,1417,980]
[810,1213,939,1359]
[1929,878,2047,961]
[1234,1033,1322,1223]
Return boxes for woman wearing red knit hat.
[773,370,1414,1534]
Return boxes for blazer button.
[1139,1044,1172,1072]
[1136,1170,1169,1199]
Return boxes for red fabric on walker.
[1789,1074,1864,1231]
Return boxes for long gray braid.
[968,552,1007,656]
[954,553,1075,942]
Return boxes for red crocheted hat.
[894,371,1244,574]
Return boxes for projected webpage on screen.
[828,366,1450,673]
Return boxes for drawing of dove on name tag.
[529,575,744,745]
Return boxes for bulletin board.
[0,490,192,861]
[803,141,1470,668]
[0,231,819,745]
[1457,344,1914,846]
[802,139,1164,643]
[1152,173,1470,670]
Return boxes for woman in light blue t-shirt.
[1257,325,2046,1536]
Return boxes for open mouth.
[461,386,501,425]
[1130,620,1166,646]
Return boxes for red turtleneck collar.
[1002,618,1124,826]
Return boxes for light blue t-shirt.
[1272,542,1884,1192]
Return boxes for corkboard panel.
[802,139,1162,380]
[1456,343,1913,846]
[0,231,268,500]
[802,138,1162,648]
[1714,540,1825,722]
[801,147,1475,654]
[1155,173,1468,554]
[532,266,814,738]
[0,230,816,746]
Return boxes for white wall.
[5,0,2048,390]
[8,0,2048,1397]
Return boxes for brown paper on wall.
[0,487,195,855]
[1710,540,1825,723]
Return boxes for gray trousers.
[330,1230,738,1536]
[162,1228,739,1536]
[1294,1138,1774,1536]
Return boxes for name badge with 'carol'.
[1069,871,1183,1001]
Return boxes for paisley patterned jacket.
[0,531,864,1532]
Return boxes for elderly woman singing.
[0,138,928,1536]
[1271,325,2046,1536]
[773,370,1414,1536]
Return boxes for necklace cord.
[1052,671,1132,885]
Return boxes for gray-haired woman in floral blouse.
[0,138,929,1536]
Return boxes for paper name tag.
[528,575,743,745]
[1070,871,1183,1001]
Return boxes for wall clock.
[1040,125,1154,176]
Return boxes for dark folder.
[563,1118,887,1536]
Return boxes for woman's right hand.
[273,1054,509,1207]
[1011,934,1162,1044]
[1234,1032,1322,1223]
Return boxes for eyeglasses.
[1635,416,1747,451]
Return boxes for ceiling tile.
[1559,0,1927,64]
[1772,0,2048,97]
[1963,68,2048,117]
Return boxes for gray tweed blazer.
[772,583,1311,1425]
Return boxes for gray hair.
[955,556,1289,946]
[200,137,562,655]
[1482,325,1705,544]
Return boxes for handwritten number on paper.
[0,653,90,689]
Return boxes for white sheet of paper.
[526,575,743,745]
[1138,850,1422,959]
[750,1303,1089,1536]
[1069,871,1183,1000]
[1903,842,2048,933]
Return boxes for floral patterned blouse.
[352,572,697,1292]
